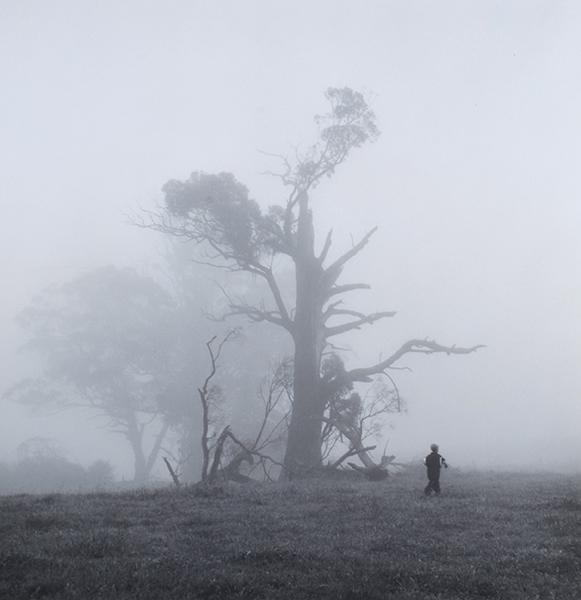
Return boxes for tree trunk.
[179,423,201,483]
[126,413,148,483]
[282,194,325,478]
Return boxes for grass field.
[1,468,580,599]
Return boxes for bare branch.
[324,227,378,276]
[257,149,294,186]
[381,372,402,412]
[318,229,333,265]
[219,304,288,328]
[263,269,293,329]
[225,429,285,468]
[324,307,365,320]
[323,306,396,323]
[325,283,371,299]
[346,340,485,383]
[253,371,289,450]
[329,445,377,469]
[325,311,397,338]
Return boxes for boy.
[424,443,448,496]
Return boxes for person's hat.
[430,443,439,451]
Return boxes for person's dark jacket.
[425,452,445,479]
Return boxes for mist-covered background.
[1,0,579,480]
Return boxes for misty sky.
[1,1,580,475]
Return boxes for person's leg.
[433,477,441,495]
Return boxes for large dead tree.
[136,87,483,479]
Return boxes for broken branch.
[325,311,397,337]
[346,340,485,383]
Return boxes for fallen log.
[347,461,389,481]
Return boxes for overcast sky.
[1,1,580,474]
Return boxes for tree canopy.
[7,266,177,482]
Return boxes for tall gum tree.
[137,88,483,478]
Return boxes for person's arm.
[441,456,448,468]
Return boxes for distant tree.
[0,438,116,494]
[137,87,483,478]
[16,436,64,463]
[6,267,177,483]
[85,459,115,488]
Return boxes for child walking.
[424,443,448,495]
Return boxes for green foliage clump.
[163,172,272,262]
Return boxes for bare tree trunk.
[283,194,325,477]
[126,415,148,483]
[199,387,211,481]
[208,427,230,481]
[163,457,181,488]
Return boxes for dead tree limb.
[163,457,181,489]
[324,226,378,275]
[225,429,285,469]
[346,340,486,383]
[329,445,376,469]
[208,426,231,482]
[347,461,390,481]
[199,332,238,482]
[325,311,397,337]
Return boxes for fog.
[1,1,580,482]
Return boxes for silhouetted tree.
[136,87,483,478]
